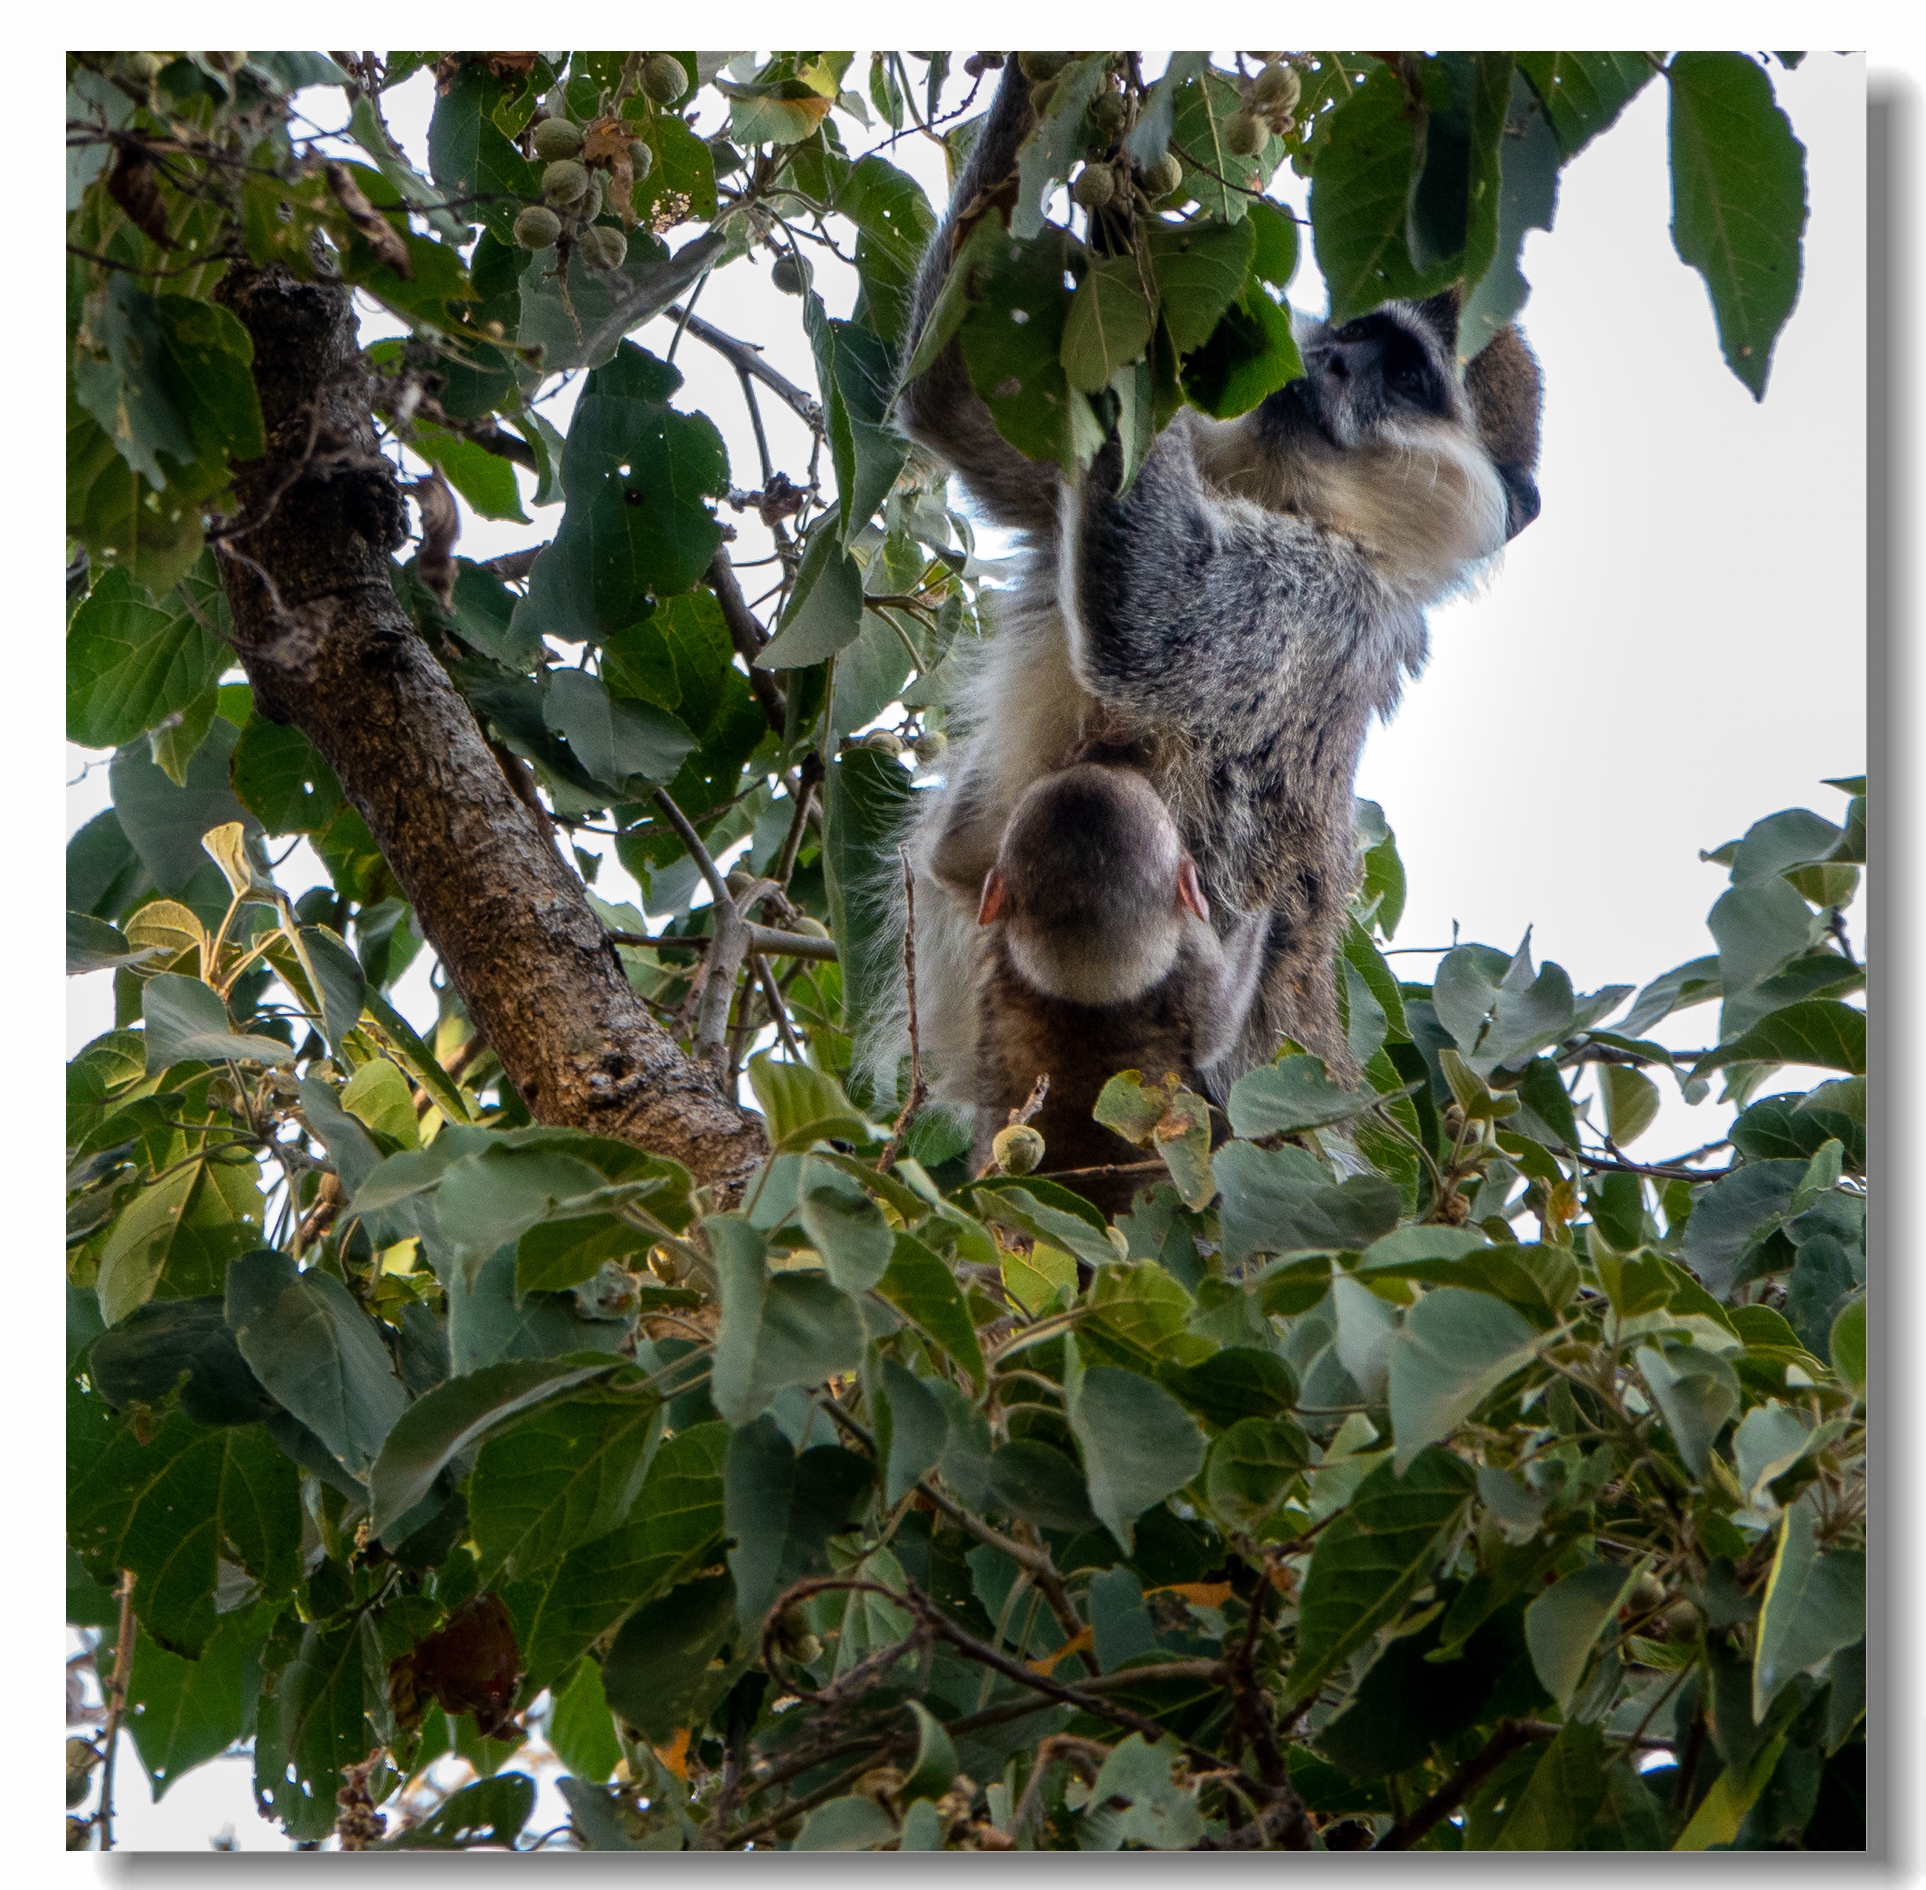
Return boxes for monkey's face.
[1278,299,1472,454]
[978,765,1210,1007]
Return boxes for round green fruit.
[531,115,584,160]
[629,138,655,181]
[513,204,563,250]
[1087,89,1126,135]
[859,729,905,759]
[771,252,811,295]
[642,54,686,104]
[1224,110,1268,158]
[1142,151,1184,199]
[1018,51,1071,81]
[1072,164,1115,210]
[1251,61,1300,113]
[912,730,949,766]
[541,158,590,206]
[580,224,628,271]
[993,1123,1046,1175]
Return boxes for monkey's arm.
[1063,430,1398,745]
[894,63,1061,533]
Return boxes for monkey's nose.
[1324,352,1349,381]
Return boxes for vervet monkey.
[883,60,1543,1170]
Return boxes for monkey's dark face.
[1270,301,1468,454]
[979,765,1210,1006]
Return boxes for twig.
[97,1571,136,1851]
[1373,1717,1559,1850]
[775,755,825,887]
[477,543,550,581]
[606,923,837,962]
[661,303,824,428]
[649,790,749,1077]
[876,846,928,1174]
[707,549,787,733]
[755,956,806,1060]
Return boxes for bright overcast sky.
[67,52,1867,1848]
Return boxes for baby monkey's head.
[978,764,1210,1007]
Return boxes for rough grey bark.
[210,263,766,1197]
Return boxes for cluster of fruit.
[510,56,688,266]
[1227,56,1302,153]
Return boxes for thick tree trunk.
[211,263,766,1197]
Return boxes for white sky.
[59,47,1872,1856]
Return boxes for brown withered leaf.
[106,148,177,250]
[486,52,540,80]
[325,162,413,278]
[410,468,460,609]
[388,1592,522,1739]
[583,117,636,230]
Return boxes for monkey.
[969,760,1257,1204]
[876,60,1543,1175]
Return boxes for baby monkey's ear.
[977,869,1007,926]
[1464,323,1544,540]
[1176,856,1210,924]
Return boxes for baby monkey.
[973,761,1250,1207]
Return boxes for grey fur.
[875,62,1536,1125]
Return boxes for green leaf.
[1517,52,1656,160]
[508,343,728,649]
[821,745,917,1033]
[1692,1000,1866,1080]
[601,1571,741,1745]
[70,1399,298,1659]
[1284,1447,1475,1705]
[409,421,529,523]
[426,59,542,244]
[1159,1345,1298,1431]
[256,1621,368,1840]
[546,1659,622,1783]
[724,1416,874,1626]
[73,276,196,487]
[1635,1342,1741,1476]
[142,972,293,1071]
[1459,70,1563,355]
[1829,1296,1866,1392]
[1600,1064,1662,1147]
[1012,56,1111,238]
[799,1181,894,1292]
[759,515,867,669]
[1621,954,1721,1038]
[795,1793,898,1851]
[367,1356,617,1536]
[1171,64,1278,223]
[710,1216,865,1427]
[1179,282,1303,418]
[1387,1287,1542,1472]
[516,1216,649,1298]
[804,295,913,543]
[1080,1258,1204,1371]
[1753,1493,1865,1721]
[1088,1733,1207,1850]
[544,669,695,791]
[1204,1414,1311,1529]
[126,1607,264,1799]
[97,1159,260,1327]
[514,1421,730,1691]
[1062,257,1155,394]
[385,1774,536,1850]
[902,1699,959,1803]
[1680,1159,1803,1299]
[1227,1054,1376,1137]
[744,1053,873,1152]
[1063,1336,1207,1553]
[89,1294,276,1427]
[1490,1723,1610,1849]
[1667,51,1809,399]
[1213,1141,1402,1263]
[470,1394,661,1581]
[956,227,1095,472]
[68,569,229,751]
[1524,1559,1641,1714]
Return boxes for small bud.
[1142,151,1184,199]
[1018,51,1071,82]
[993,1123,1046,1175]
[1072,164,1115,211]
[514,204,563,250]
[642,54,687,105]
[531,115,585,160]
[541,158,590,206]
[1224,110,1269,158]
[771,252,811,295]
[912,730,949,766]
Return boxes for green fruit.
[771,253,811,295]
[513,204,563,250]
[993,1123,1046,1175]
[629,138,655,181]
[859,730,905,759]
[1660,1600,1701,1641]
[531,115,584,160]
[1072,164,1115,210]
[127,52,166,81]
[794,916,833,939]
[580,170,607,221]
[1224,110,1268,158]
[642,54,686,104]
[1087,89,1126,135]
[912,730,948,766]
[1251,61,1300,114]
[1028,77,1059,117]
[1018,51,1070,82]
[580,224,628,271]
[1627,1572,1667,1615]
[1142,151,1184,199]
[541,158,590,206]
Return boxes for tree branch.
[210,263,765,1197]
[707,548,787,734]
[1373,1717,1559,1850]
[662,303,824,428]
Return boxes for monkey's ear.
[1414,287,1462,355]
[977,869,1007,926]
[1176,857,1211,925]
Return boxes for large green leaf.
[89,1294,277,1427]
[142,973,294,1072]
[601,1572,741,1745]
[125,1606,265,1798]
[68,569,229,751]
[1213,1141,1402,1263]
[756,514,866,666]
[1063,1337,1207,1553]
[1524,1560,1641,1713]
[724,1416,874,1627]
[227,1249,411,1486]
[709,1217,865,1427]
[1144,219,1255,356]
[1285,1447,1475,1705]
[1693,1000,1866,1080]
[1753,1493,1865,1721]
[1227,1055,1376,1138]
[543,669,695,793]
[1517,52,1656,160]
[256,1620,368,1840]
[1387,1287,1542,1472]
[470,1393,662,1581]
[425,59,542,243]
[1062,257,1155,394]
[874,1233,985,1386]
[96,1158,261,1326]
[1666,51,1808,399]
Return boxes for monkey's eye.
[1388,359,1429,400]
[1334,321,1371,344]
